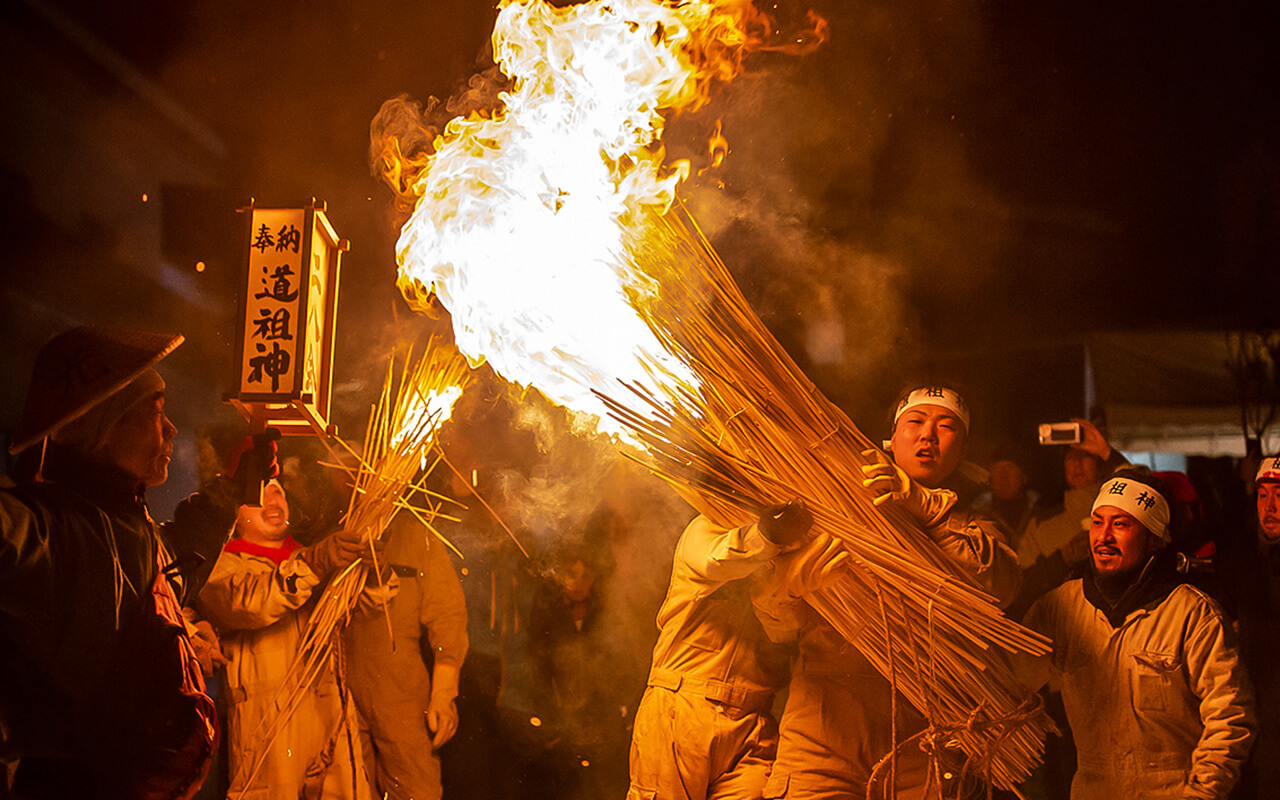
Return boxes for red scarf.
[223,535,301,565]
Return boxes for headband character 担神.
[1092,477,1172,541]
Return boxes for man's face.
[1258,481,1280,540]
[890,404,967,488]
[560,559,596,604]
[1090,505,1161,576]
[97,393,176,487]
[1064,448,1100,490]
[989,460,1027,502]
[236,480,290,545]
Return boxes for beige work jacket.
[1026,578,1256,799]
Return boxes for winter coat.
[1024,551,1256,799]
[0,447,217,799]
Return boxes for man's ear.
[1145,530,1166,556]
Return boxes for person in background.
[1024,467,1255,799]
[755,384,1020,800]
[971,445,1039,549]
[528,542,630,800]
[344,510,469,800]
[198,477,381,800]
[1012,418,1127,618]
[0,326,224,799]
[1213,456,1280,799]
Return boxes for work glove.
[860,448,955,527]
[758,499,814,547]
[427,663,461,749]
[297,528,367,581]
[190,620,228,678]
[770,531,850,599]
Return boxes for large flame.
[393,0,798,436]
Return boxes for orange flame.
[386,0,821,437]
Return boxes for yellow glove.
[772,532,850,599]
[860,448,955,527]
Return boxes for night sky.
[2,0,1277,501]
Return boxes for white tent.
[1086,331,1279,457]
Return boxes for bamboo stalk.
[593,201,1055,790]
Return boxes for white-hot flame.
[392,386,465,451]
[395,0,769,437]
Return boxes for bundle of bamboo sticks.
[597,202,1053,793]
[230,340,470,795]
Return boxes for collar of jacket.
[223,535,301,565]
[40,441,148,516]
[1082,547,1183,629]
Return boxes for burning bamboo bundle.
[230,340,470,794]
[378,0,1050,792]
[593,202,1054,791]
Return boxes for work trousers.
[627,675,777,800]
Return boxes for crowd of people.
[2,325,1277,800]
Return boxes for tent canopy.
[1087,331,1278,457]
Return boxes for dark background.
[2,0,1277,513]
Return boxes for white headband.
[1256,454,1280,484]
[1092,477,1171,541]
[894,386,970,434]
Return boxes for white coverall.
[626,515,790,800]
[754,506,1020,800]
[1025,575,1256,799]
[198,538,375,800]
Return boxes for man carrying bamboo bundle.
[197,477,381,799]
[1024,467,1256,799]
[754,385,1021,800]
[626,500,847,800]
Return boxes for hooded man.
[1024,468,1256,799]
[0,326,224,799]
[753,385,1021,800]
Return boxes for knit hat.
[9,326,183,454]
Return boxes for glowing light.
[195,261,206,273]
[391,386,464,450]
[391,0,781,438]
[530,716,542,727]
